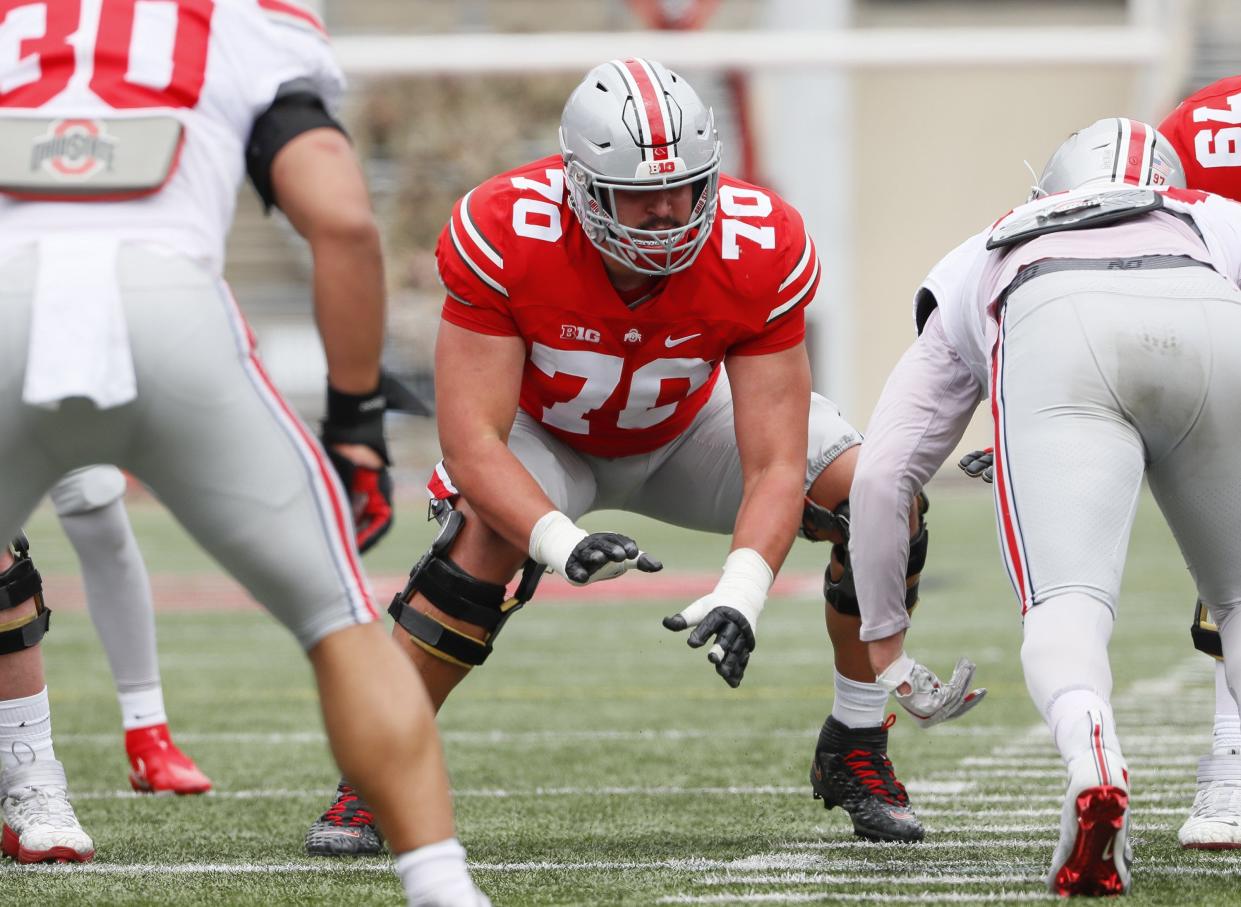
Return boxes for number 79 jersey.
[436,155,822,458]
[1160,76,1241,202]
[0,0,343,271]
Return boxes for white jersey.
[0,0,343,271]
[918,187,1241,391]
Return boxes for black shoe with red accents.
[305,779,385,856]
[810,714,925,842]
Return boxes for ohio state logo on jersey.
[31,120,116,181]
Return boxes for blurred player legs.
[51,466,211,795]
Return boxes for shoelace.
[6,786,82,829]
[841,747,910,806]
[322,784,375,827]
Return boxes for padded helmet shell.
[1032,117,1186,200]
[560,58,722,276]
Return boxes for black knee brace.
[1191,600,1223,660]
[824,494,929,617]
[0,534,50,655]
[388,500,542,669]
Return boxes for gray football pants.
[0,243,376,649]
[991,265,1241,616]
[506,369,861,531]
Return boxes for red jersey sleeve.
[435,180,521,336]
[1160,76,1241,203]
[729,197,821,356]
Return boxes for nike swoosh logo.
[665,333,700,348]
[1101,837,1115,861]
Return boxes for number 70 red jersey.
[435,155,822,458]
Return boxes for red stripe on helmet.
[623,59,670,160]
[1123,120,1148,185]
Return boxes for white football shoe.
[1047,746,1132,897]
[1179,754,1241,850]
[1,756,95,863]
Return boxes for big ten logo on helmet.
[643,160,678,176]
[561,324,601,343]
[31,120,116,181]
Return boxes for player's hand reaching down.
[877,653,987,728]
[663,548,773,688]
[528,511,662,585]
[958,448,994,483]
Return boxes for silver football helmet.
[1031,117,1186,201]
[559,58,722,276]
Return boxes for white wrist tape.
[876,652,916,693]
[714,548,774,623]
[527,510,586,571]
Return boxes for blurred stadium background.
[226,0,1229,479]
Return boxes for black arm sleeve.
[246,79,348,212]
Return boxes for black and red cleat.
[810,714,925,842]
[305,779,384,857]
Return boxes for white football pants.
[0,243,376,649]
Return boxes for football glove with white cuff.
[877,652,987,728]
[662,548,773,688]
[528,511,662,585]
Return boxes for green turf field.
[4,482,1240,905]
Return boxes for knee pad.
[50,466,127,516]
[801,497,850,542]
[824,494,928,617]
[1192,599,1223,660]
[388,500,542,669]
[0,533,50,654]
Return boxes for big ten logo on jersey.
[719,185,776,260]
[1192,91,1241,169]
[0,0,214,111]
[512,168,565,242]
[560,324,601,343]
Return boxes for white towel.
[22,233,136,410]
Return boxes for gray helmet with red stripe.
[559,58,722,276]
[1031,117,1185,201]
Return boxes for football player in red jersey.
[307,58,984,853]
[1159,77,1241,850]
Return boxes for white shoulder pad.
[255,0,329,39]
[913,230,988,334]
[987,188,1162,250]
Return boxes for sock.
[0,687,56,773]
[395,838,480,907]
[59,499,162,699]
[1020,593,1119,765]
[829,670,888,728]
[1212,658,1241,754]
[118,686,168,731]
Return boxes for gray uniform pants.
[0,243,375,648]
[992,265,1241,615]
[504,369,860,531]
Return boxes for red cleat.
[125,725,213,795]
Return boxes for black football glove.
[321,380,394,553]
[958,448,994,483]
[564,532,663,584]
